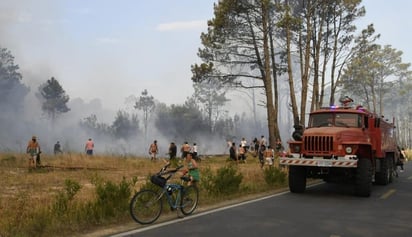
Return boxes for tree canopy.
[0,47,29,114]
[38,77,70,121]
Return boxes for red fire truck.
[279,99,400,197]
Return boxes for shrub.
[92,177,133,220]
[52,179,82,216]
[212,165,243,196]
[199,166,214,193]
[263,166,287,186]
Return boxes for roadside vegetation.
[0,152,287,237]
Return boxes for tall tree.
[308,0,364,108]
[0,47,29,114]
[193,80,229,133]
[341,24,411,115]
[192,0,284,148]
[277,0,301,127]
[134,89,155,142]
[38,77,70,122]
[281,0,364,125]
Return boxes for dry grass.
[0,152,282,236]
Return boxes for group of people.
[148,139,200,185]
[26,136,95,169]
[53,138,95,155]
[228,135,284,168]
[148,140,199,162]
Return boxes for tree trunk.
[261,1,276,148]
[300,0,313,126]
[285,5,300,127]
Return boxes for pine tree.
[39,77,70,121]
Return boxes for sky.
[0,0,412,112]
[0,0,218,111]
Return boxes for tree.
[0,47,29,114]
[111,110,139,139]
[134,89,155,142]
[192,0,283,148]
[277,0,301,127]
[155,99,208,142]
[38,77,70,122]
[341,24,412,115]
[193,80,229,133]
[79,114,111,138]
[309,0,364,109]
[278,0,364,126]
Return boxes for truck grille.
[304,136,333,153]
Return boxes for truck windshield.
[309,113,362,128]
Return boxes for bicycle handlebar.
[158,164,184,176]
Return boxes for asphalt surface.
[113,163,412,237]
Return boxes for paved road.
[114,163,412,237]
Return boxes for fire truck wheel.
[355,158,372,197]
[289,166,306,193]
[375,157,392,185]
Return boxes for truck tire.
[289,166,306,193]
[375,157,392,185]
[355,158,372,197]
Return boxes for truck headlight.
[293,145,301,153]
[345,146,352,154]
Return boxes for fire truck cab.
[280,101,400,197]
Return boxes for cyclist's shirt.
[187,161,200,181]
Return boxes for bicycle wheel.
[180,185,198,215]
[130,189,162,224]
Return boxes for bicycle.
[129,163,199,224]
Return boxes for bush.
[91,177,133,220]
[263,166,287,187]
[52,179,82,216]
[201,165,243,196]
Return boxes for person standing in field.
[252,137,259,157]
[27,135,41,169]
[240,137,248,152]
[54,141,62,155]
[258,144,266,168]
[264,145,275,166]
[192,142,199,161]
[149,140,159,161]
[229,142,238,163]
[259,135,267,149]
[168,142,177,160]
[238,144,246,163]
[85,138,94,155]
[181,141,191,159]
[275,138,283,153]
[400,147,406,172]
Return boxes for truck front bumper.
[280,155,358,168]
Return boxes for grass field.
[0,152,287,237]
